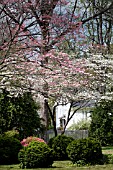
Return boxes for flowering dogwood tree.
[0,0,86,130]
[0,0,113,136]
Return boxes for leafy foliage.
[89,100,113,146]
[49,135,74,160]
[0,135,22,165]
[0,89,44,139]
[48,136,56,148]
[67,137,103,165]
[68,119,91,130]
[4,129,19,139]
[18,141,53,168]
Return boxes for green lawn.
[0,161,113,170]
[102,146,113,155]
[1,147,113,170]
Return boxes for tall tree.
[0,0,85,131]
[0,89,43,139]
[89,99,113,146]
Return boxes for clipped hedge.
[67,137,103,165]
[18,141,53,168]
[0,135,22,165]
[48,135,74,160]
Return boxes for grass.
[102,146,113,154]
[0,161,113,170]
[1,147,113,170]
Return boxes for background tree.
[80,0,113,52]
[89,99,113,146]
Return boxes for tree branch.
[82,3,113,24]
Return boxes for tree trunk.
[45,99,58,137]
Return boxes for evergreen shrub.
[67,137,103,165]
[4,130,19,139]
[49,135,74,160]
[18,141,53,168]
[0,135,22,165]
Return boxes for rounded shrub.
[18,141,53,168]
[67,137,103,165]
[49,135,74,160]
[0,135,22,165]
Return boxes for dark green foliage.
[0,135,22,165]
[102,154,113,164]
[0,89,44,139]
[18,141,53,168]
[48,136,55,148]
[67,137,103,165]
[49,135,74,160]
[89,100,113,146]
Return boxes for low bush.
[49,135,74,160]
[0,135,22,165]
[18,141,53,168]
[67,137,103,165]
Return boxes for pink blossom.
[20,136,46,147]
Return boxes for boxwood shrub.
[67,137,103,165]
[49,135,74,160]
[18,141,53,168]
[0,135,22,165]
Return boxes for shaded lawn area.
[0,161,113,170]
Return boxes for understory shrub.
[18,141,53,168]
[68,119,91,130]
[67,137,103,165]
[49,135,74,160]
[0,135,22,165]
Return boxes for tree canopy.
[0,0,113,136]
